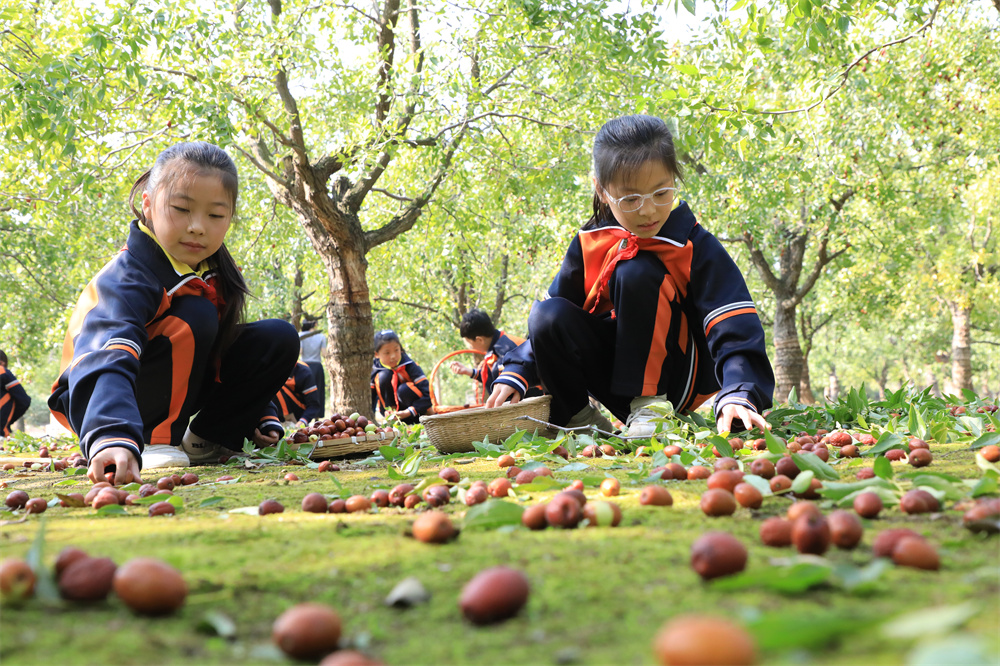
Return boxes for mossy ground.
[1,437,998,666]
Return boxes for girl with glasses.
[486,114,774,438]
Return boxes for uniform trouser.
[136,296,299,450]
[529,251,697,426]
[373,372,426,425]
[306,361,326,413]
[1,394,29,437]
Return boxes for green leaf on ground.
[198,496,225,508]
[874,455,894,479]
[96,504,128,515]
[882,602,980,639]
[197,610,237,638]
[906,635,993,666]
[865,432,906,456]
[515,476,566,493]
[791,452,839,481]
[791,470,815,494]
[970,432,1000,450]
[764,429,787,454]
[462,499,524,530]
[712,561,831,594]
[748,610,862,650]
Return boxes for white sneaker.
[140,444,191,469]
[179,427,227,466]
[625,395,671,438]
[565,402,615,433]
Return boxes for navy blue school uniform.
[272,361,323,425]
[494,201,774,427]
[371,353,431,425]
[469,331,543,402]
[48,220,299,466]
[1,367,31,437]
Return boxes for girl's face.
[375,341,403,368]
[142,170,233,267]
[598,160,676,239]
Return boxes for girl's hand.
[485,384,519,409]
[717,403,770,434]
[450,361,471,376]
[88,448,141,485]
[253,428,281,448]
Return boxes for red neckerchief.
[588,227,663,319]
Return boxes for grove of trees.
[2,0,998,422]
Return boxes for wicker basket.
[427,349,486,415]
[419,395,551,453]
[308,429,399,459]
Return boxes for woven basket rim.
[419,395,551,453]
[419,394,550,425]
[308,429,398,459]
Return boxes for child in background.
[371,330,431,425]
[272,360,324,427]
[298,319,327,412]
[486,115,774,437]
[1,350,32,438]
[449,309,541,404]
[49,142,299,485]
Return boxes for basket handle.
[428,349,487,408]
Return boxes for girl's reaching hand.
[87,447,141,485]
[253,428,281,448]
[485,384,519,409]
[717,402,770,435]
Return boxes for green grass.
[1,414,999,666]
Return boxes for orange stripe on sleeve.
[106,344,140,360]
[705,308,757,336]
[502,371,528,387]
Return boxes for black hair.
[0,350,7,367]
[127,142,249,355]
[374,329,402,353]
[301,319,317,332]
[459,309,496,340]
[584,114,684,230]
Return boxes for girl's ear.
[593,176,608,204]
[140,191,153,224]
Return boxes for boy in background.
[1,350,32,438]
[449,309,541,404]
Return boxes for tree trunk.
[825,365,839,402]
[798,346,816,404]
[773,303,804,403]
[319,241,374,420]
[290,265,304,330]
[948,301,973,392]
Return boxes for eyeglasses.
[602,186,678,213]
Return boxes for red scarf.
[587,228,663,319]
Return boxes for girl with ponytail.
[49,142,299,484]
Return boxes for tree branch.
[1,252,70,308]
[373,296,441,314]
[374,0,400,126]
[742,231,783,293]
[274,68,309,163]
[363,124,468,250]
[704,0,944,117]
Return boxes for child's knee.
[528,298,577,337]
[158,296,219,348]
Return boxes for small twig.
[513,414,651,441]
